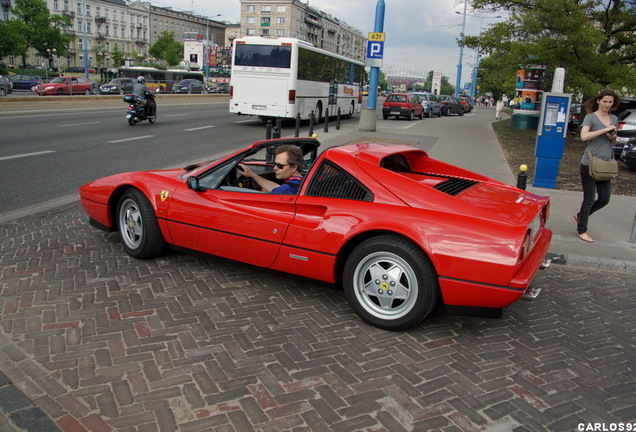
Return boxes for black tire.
[128,116,136,126]
[343,235,439,331]
[383,114,388,120]
[459,108,464,116]
[314,102,323,124]
[418,109,424,119]
[408,110,414,121]
[437,109,442,117]
[116,189,166,259]
[427,109,432,118]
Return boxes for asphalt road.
[0,96,355,216]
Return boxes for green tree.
[10,0,72,67]
[463,0,636,97]
[149,31,184,67]
[110,44,125,67]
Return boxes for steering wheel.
[232,174,252,189]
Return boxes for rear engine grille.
[417,172,478,196]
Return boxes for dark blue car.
[9,74,42,91]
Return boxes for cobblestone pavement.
[0,202,635,431]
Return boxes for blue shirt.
[271,176,303,194]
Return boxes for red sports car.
[79,137,552,330]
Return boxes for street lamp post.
[455,11,502,99]
[454,1,468,98]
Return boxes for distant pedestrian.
[495,97,504,120]
[574,88,619,243]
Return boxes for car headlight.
[44,86,55,91]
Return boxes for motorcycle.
[123,93,156,126]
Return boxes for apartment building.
[1,0,224,70]
[239,0,365,62]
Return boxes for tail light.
[288,90,296,104]
[618,122,625,130]
[229,85,233,97]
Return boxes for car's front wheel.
[343,235,439,331]
[117,189,166,259]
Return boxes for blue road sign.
[366,41,384,59]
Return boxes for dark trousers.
[576,163,611,233]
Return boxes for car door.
[165,184,297,268]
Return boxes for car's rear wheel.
[343,235,439,331]
[117,189,166,259]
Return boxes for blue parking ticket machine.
[533,92,572,188]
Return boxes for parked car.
[8,74,42,91]
[0,75,12,96]
[458,96,473,113]
[207,82,230,93]
[382,93,424,120]
[615,98,636,117]
[618,129,636,167]
[33,76,96,95]
[568,103,582,134]
[411,92,441,118]
[99,78,134,95]
[439,95,464,116]
[615,110,636,159]
[65,67,97,74]
[79,137,553,331]
[173,79,205,94]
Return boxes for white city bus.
[229,37,365,122]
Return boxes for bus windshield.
[234,44,292,68]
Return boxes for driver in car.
[238,145,304,194]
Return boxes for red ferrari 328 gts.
[79,137,552,330]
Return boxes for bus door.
[328,83,338,114]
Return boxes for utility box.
[533,92,572,188]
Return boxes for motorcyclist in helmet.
[132,76,156,118]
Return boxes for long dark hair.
[584,88,619,113]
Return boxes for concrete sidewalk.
[311,106,636,273]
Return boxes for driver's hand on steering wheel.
[237,163,254,178]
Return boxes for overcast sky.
[150,0,503,85]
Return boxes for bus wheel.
[315,102,323,123]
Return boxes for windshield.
[234,44,291,68]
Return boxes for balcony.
[63,10,75,18]
[1,0,11,7]
[95,16,107,23]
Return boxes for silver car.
[615,109,636,158]
[411,92,442,118]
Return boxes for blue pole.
[455,1,467,98]
[82,0,88,78]
[367,0,385,110]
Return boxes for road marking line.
[185,125,216,131]
[0,150,56,161]
[236,119,259,123]
[58,121,101,128]
[108,135,154,143]
[164,113,188,117]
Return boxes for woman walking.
[574,88,619,243]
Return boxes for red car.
[34,76,96,95]
[79,138,552,330]
[382,93,424,120]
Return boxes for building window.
[261,17,270,26]
[246,28,255,35]
[261,29,270,36]
[277,6,286,12]
[63,0,68,11]
[76,2,81,14]
[247,17,255,24]
[85,4,90,16]
[77,19,82,32]
[246,5,255,12]
[276,29,285,37]
[261,5,271,13]
[276,17,285,24]
[53,0,58,10]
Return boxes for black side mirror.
[186,176,206,192]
